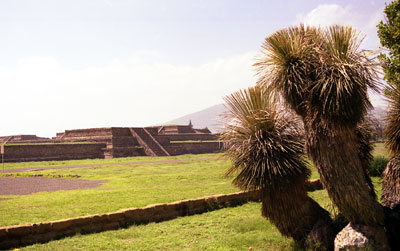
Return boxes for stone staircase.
[0,136,13,145]
[129,128,170,157]
[104,129,146,158]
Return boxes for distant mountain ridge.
[165,103,388,134]
[164,104,228,133]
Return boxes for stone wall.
[59,128,114,143]
[2,125,223,162]
[0,179,322,249]
[2,143,106,162]
[0,135,53,144]
[0,191,260,249]
[165,142,223,155]
[166,133,219,142]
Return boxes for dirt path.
[0,177,107,196]
[0,157,219,174]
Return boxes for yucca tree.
[255,24,384,226]
[356,121,377,200]
[382,84,400,208]
[221,86,333,248]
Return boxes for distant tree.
[378,0,400,89]
[369,116,384,141]
[221,86,333,249]
[378,0,400,210]
[255,24,384,227]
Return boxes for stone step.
[106,146,145,158]
[111,136,140,147]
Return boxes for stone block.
[106,212,124,223]
[5,225,32,237]
[0,228,8,240]
[51,219,72,231]
[0,239,19,250]
[334,223,390,251]
[102,222,120,231]
[32,222,51,234]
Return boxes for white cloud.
[0,52,256,137]
[295,4,384,50]
[295,3,386,107]
[296,4,357,27]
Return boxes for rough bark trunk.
[303,119,384,226]
[381,156,400,250]
[261,178,334,249]
[382,156,400,208]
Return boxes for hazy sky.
[0,0,387,137]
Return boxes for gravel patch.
[0,157,218,173]
[0,177,107,196]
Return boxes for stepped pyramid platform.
[1,123,222,162]
[54,122,221,158]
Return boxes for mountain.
[164,103,388,134]
[370,106,387,122]
[164,104,228,133]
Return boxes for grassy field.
[18,179,382,251]
[0,145,387,250]
[372,142,390,158]
[1,153,220,170]
[0,145,382,227]
[23,202,294,251]
[0,156,319,227]
[2,142,388,170]
[0,156,237,226]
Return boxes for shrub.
[368,156,389,177]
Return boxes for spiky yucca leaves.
[381,84,400,208]
[385,85,400,155]
[256,24,384,226]
[311,26,380,127]
[222,86,333,248]
[256,25,380,128]
[255,24,319,116]
[223,86,309,190]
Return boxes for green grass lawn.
[19,179,383,251]
[0,153,322,227]
[0,157,238,226]
[0,145,386,250]
[22,202,294,251]
[373,142,390,158]
[1,153,220,170]
[0,147,369,227]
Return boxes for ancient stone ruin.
[0,123,222,162]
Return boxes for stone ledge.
[0,179,321,249]
[0,190,259,249]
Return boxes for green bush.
[368,156,389,177]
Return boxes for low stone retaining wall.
[0,191,260,249]
[166,141,223,155]
[0,179,322,249]
[166,133,218,142]
[3,143,106,162]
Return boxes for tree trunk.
[381,148,400,251]
[303,119,384,226]
[382,156,400,208]
[261,177,334,249]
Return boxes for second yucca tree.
[382,84,400,208]
[222,86,333,248]
[255,25,384,225]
